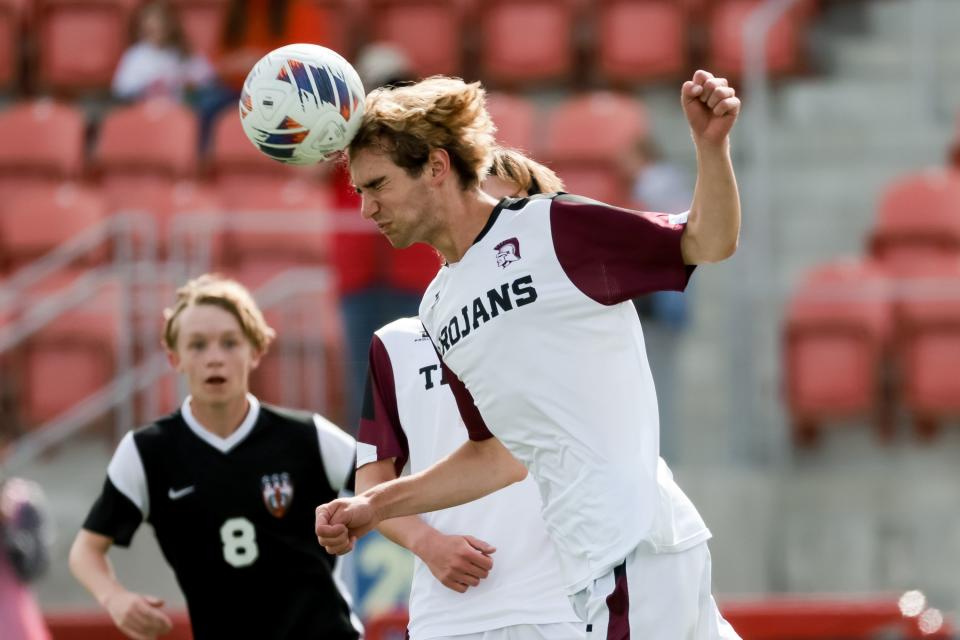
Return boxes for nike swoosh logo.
[168,486,196,500]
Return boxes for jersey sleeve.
[550,194,695,304]
[357,335,410,476]
[313,414,357,493]
[438,359,494,442]
[82,432,147,547]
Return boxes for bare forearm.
[69,533,125,607]
[367,439,525,522]
[684,139,741,264]
[376,515,441,558]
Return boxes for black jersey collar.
[472,198,509,246]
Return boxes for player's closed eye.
[188,341,205,351]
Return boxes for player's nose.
[360,196,379,220]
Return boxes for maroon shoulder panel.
[550,195,695,305]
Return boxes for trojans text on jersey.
[435,275,538,355]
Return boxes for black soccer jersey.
[83,395,361,640]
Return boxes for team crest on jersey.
[261,473,294,518]
[494,237,521,268]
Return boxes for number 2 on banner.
[221,517,259,568]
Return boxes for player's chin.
[383,231,416,250]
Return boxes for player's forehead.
[349,147,403,186]
[177,303,244,338]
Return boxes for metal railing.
[1,208,372,472]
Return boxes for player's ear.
[166,347,181,372]
[249,347,264,371]
[427,148,451,185]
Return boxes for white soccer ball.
[239,44,365,165]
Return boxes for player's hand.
[103,590,173,640]
[682,70,741,146]
[315,496,379,555]
[420,533,496,593]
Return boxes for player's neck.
[431,189,499,264]
[190,395,250,439]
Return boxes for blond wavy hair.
[488,148,565,196]
[163,274,275,353]
[349,76,496,189]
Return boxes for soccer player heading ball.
[317,69,742,639]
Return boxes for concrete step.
[865,0,960,43]
[830,38,960,79]
[763,120,949,165]
[778,79,935,125]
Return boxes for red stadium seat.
[35,0,136,92]
[96,99,199,177]
[542,92,649,206]
[0,100,86,197]
[705,0,812,78]
[892,262,960,439]
[209,109,331,264]
[9,269,123,428]
[366,0,468,78]
[783,260,894,445]
[594,0,687,85]
[870,168,960,270]
[169,0,228,58]
[0,184,107,269]
[478,0,578,86]
[0,187,125,431]
[209,106,289,178]
[102,179,223,258]
[485,92,537,152]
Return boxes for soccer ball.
[239,44,365,165]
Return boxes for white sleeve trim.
[356,442,378,469]
[668,211,690,225]
[313,414,356,491]
[106,432,149,519]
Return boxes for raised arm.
[69,530,173,640]
[680,69,742,265]
[317,437,526,555]
[357,459,496,592]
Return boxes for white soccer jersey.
[357,317,579,639]
[419,194,711,595]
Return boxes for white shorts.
[568,543,740,640]
[423,622,584,640]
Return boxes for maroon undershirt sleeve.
[550,194,695,305]
[358,335,410,476]
[437,358,494,442]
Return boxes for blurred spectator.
[0,475,52,640]
[112,0,216,104]
[355,43,414,93]
[198,0,330,148]
[625,137,695,463]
